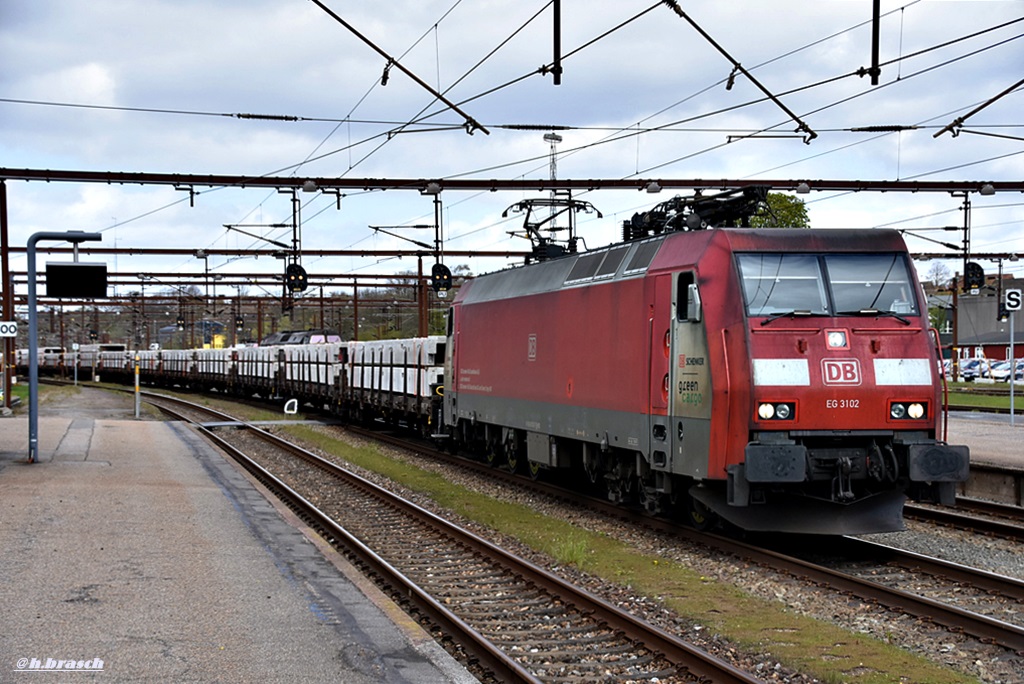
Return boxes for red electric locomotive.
[443,188,969,534]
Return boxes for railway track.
[333,422,1024,655]
[765,535,1024,651]
[949,386,1022,397]
[905,499,1024,542]
[142,391,762,684]
[947,404,1022,415]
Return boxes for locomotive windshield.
[737,252,919,317]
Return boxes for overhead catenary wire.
[658,0,816,142]
[7,4,1020,283]
[422,14,1024,188]
[239,0,556,263]
[4,11,1019,140]
[307,0,489,135]
[933,76,1024,138]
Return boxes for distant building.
[953,276,1024,360]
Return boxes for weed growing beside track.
[275,420,975,684]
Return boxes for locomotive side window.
[594,245,630,279]
[737,254,828,316]
[676,272,701,322]
[565,252,604,283]
[564,244,647,286]
[823,254,919,315]
[623,241,660,275]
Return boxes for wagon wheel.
[582,452,601,485]
[504,432,523,474]
[637,480,655,513]
[615,474,637,504]
[527,458,542,480]
[668,485,685,509]
[484,441,501,467]
[687,494,718,531]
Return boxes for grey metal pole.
[1011,311,1016,427]
[134,352,140,418]
[27,231,101,463]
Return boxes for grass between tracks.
[947,392,1020,412]
[187,393,972,684]
[258,422,976,684]
[947,383,1022,413]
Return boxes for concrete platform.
[0,387,477,683]
[946,411,1024,470]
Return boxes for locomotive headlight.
[826,331,847,348]
[889,402,926,420]
[757,402,794,420]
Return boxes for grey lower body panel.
[450,392,651,457]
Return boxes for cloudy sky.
[2,0,1023,301]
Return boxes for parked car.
[958,358,983,380]
[989,360,1013,381]
[985,359,1024,382]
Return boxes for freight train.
[24,188,970,535]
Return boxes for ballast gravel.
[293,425,1023,683]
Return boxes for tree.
[750,193,810,228]
[925,261,953,289]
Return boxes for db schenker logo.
[822,359,861,386]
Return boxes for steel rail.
[52,381,1024,660]
[904,501,1024,542]
[833,536,1024,601]
[947,404,1021,415]
[144,391,762,684]
[346,425,1024,653]
[145,396,542,684]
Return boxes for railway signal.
[430,263,452,296]
[285,262,308,293]
[964,261,984,292]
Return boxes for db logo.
[822,359,861,385]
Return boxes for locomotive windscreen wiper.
[836,308,911,325]
[759,310,812,326]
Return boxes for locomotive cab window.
[737,252,920,318]
[823,254,919,315]
[738,254,828,316]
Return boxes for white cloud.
[1,0,1022,290]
